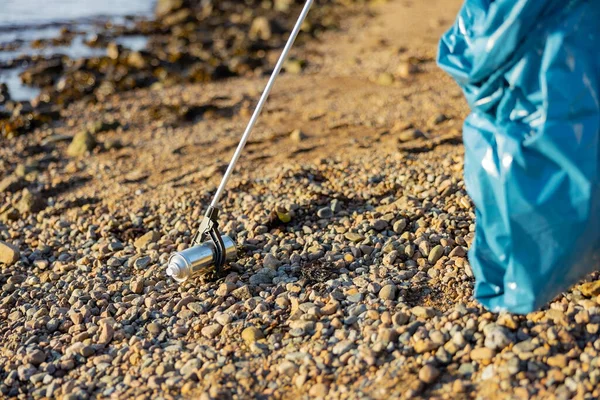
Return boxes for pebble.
[290,129,307,142]
[428,245,444,264]
[0,241,20,266]
[134,231,160,249]
[317,207,333,219]
[379,284,396,300]
[470,348,495,361]
[411,306,435,319]
[242,327,264,344]
[344,232,364,243]
[67,130,97,157]
[418,365,440,384]
[263,254,280,269]
[580,281,600,297]
[393,219,407,234]
[201,324,222,339]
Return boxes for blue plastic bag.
[438,0,600,314]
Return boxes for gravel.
[0,2,599,399]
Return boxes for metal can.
[166,235,236,282]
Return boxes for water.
[0,0,155,101]
[0,0,155,28]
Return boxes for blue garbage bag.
[437,0,600,314]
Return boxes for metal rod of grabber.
[209,0,315,209]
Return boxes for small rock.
[232,286,252,300]
[428,245,444,264]
[146,323,162,334]
[470,347,495,361]
[379,284,397,301]
[26,349,45,366]
[98,323,114,345]
[278,360,298,376]
[201,324,222,339]
[547,354,568,368]
[392,312,410,326]
[580,281,600,297]
[130,279,144,294]
[414,340,438,354]
[67,130,97,157]
[372,219,388,231]
[332,340,353,355]
[263,254,280,270]
[398,129,426,142]
[393,219,407,234]
[419,365,440,384]
[134,231,160,249]
[249,17,272,40]
[411,306,435,319]
[309,383,328,397]
[242,327,264,344]
[216,282,236,296]
[345,232,364,243]
[290,128,307,142]
[317,207,333,219]
[0,241,20,266]
[484,326,513,350]
[16,189,45,214]
[397,61,417,78]
[284,59,304,74]
[376,72,394,86]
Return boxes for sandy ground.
[4,1,600,400]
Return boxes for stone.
[242,327,264,344]
[580,281,600,297]
[414,340,438,354]
[290,129,307,142]
[397,61,417,78]
[470,348,495,361]
[419,365,440,384]
[376,72,394,86]
[393,219,407,234]
[411,306,435,319]
[146,323,162,334]
[428,245,444,264]
[317,207,333,219]
[372,219,388,231]
[130,279,144,294]
[277,361,298,377]
[16,189,45,214]
[484,326,513,350]
[344,232,364,243]
[547,354,568,368]
[263,254,280,270]
[134,231,160,249]
[232,286,252,300]
[398,129,426,142]
[155,0,184,17]
[67,130,97,157]
[216,282,236,296]
[332,340,353,355]
[284,59,304,74]
[392,312,410,326]
[201,324,222,339]
[249,17,272,40]
[26,349,45,366]
[0,242,20,266]
[249,273,272,286]
[379,284,397,301]
[98,323,114,345]
[309,383,328,397]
